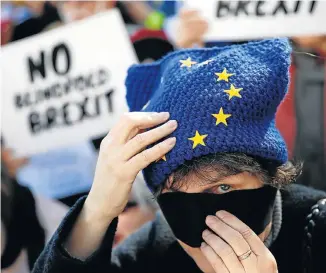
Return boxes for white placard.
[185,0,326,41]
[1,9,137,156]
[16,142,98,198]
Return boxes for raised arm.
[32,112,177,273]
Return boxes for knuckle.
[201,243,208,250]
[217,211,232,221]
[240,228,254,240]
[264,254,278,272]
[122,113,133,123]
[209,222,220,232]
[156,142,166,152]
[134,134,145,146]
[212,260,223,271]
[160,123,169,133]
[100,136,111,151]
[230,232,243,245]
[204,233,216,243]
[141,150,150,163]
[219,245,234,258]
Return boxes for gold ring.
[238,249,252,261]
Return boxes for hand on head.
[65,112,177,259]
[85,111,177,221]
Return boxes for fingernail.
[159,112,170,119]
[201,242,207,248]
[206,215,215,224]
[202,229,210,237]
[167,120,178,129]
[166,137,176,146]
[216,210,227,218]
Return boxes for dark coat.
[32,184,326,273]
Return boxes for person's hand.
[24,1,45,16]
[1,148,29,178]
[175,9,208,49]
[293,35,326,54]
[65,112,177,259]
[84,112,177,221]
[201,211,278,273]
[60,1,113,22]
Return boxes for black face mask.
[157,186,277,247]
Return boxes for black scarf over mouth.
[157,186,277,247]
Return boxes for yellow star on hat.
[180,57,197,68]
[188,131,208,149]
[212,108,232,126]
[224,84,243,100]
[215,68,234,82]
[156,155,167,162]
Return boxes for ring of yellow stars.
[156,155,167,162]
[180,57,197,68]
[215,68,234,82]
[212,107,232,126]
[188,131,208,149]
[224,84,243,100]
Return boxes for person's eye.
[216,184,232,194]
[202,184,234,194]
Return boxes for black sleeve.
[32,197,121,273]
[1,183,45,270]
[303,198,326,273]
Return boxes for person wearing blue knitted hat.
[33,39,326,273]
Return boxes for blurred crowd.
[1,1,325,273]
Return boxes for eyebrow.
[163,166,249,191]
[165,177,226,193]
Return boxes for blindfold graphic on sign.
[1,9,138,156]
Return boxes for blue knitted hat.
[125,38,291,189]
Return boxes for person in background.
[1,16,13,45]
[1,163,69,273]
[164,6,208,49]
[1,165,45,272]
[276,35,326,192]
[9,1,61,42]
[1,1,101,207]
[1,148,28,179]
[58,1,116,23]
[1,1,34,27]
[293,36,326,54]
[58,1,159,31]
[3,0,162,246]
[33,39,326,273]
[1,7,63,267]
[1,140,68,273]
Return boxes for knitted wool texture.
[125,38,291,189]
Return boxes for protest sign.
[185,0,326,41]
[1,9,137,156]
[17,142,98,198]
